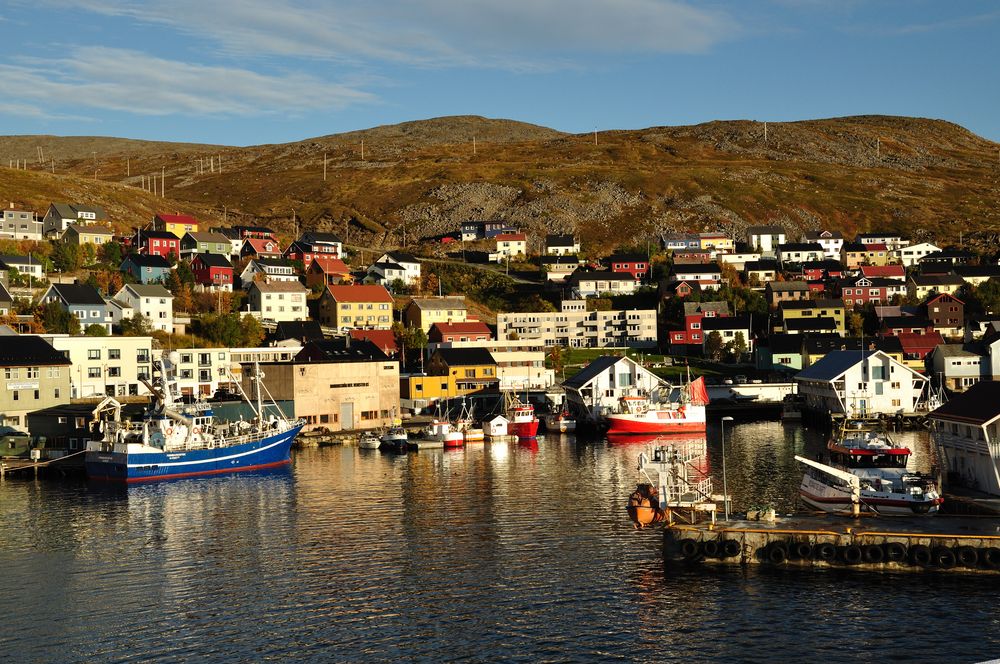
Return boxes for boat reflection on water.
[607,433,710,475]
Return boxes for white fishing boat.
[415,420,465,448]
[380,426,408,453]
[544,410,576,433]
[454,398,484,442]
[358,432,381,449]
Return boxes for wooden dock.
[0,450,87,479]
[664,513,1000,573]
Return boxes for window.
[12,391,17,401]
[88,368,101,378]
[88,349,101,360]
[108,367,120,377]
[54,388,60,399]
[3,368,15,379]
[109,349,121,360]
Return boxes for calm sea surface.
[2,421,1000,662]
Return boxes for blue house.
[40,282,112,333]
[120,254,172,284]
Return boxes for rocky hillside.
[1,114,997,254]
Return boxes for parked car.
[734,375,748,384]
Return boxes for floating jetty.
[664,515,1000,573]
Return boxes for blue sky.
[1,1,998,145]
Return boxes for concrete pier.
[665,514,1000,573]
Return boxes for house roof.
[857,232,903,240]
[928,381,1000,425]
[495,233,526,242]
[924,291,964,306]
[768,281,810,292]
[273,320,325,343]
[802,335,862,354]
[802,260,845,271]
[294,338,388,364]
[672,263,722,275]
[744,260,780,271]
[954,265,1000,278]
[136,230,178,241]
[430,321,492,338]
[52,203,107,220]
[309,256,350,273]
[931,344,982,359]
[193,253,232,268]
[768,333,805,355]
[0,254,39,267]
[796,350,879,381]
[48,283,106,306]
[156,213,198,225]
[184,231,230,243]
[433,347,495,367]
[0,335,72,367]
[701,315,750,331]
[804,230,843,240]
[0,282,12,303]
[898,331,944,353]
[778,242,824,252]
[780,298,844,310]
[381,251,419,265]
[785,317,838,332]
[408,296,466,311]
[250,257,290,269]
[349,329,398,355]
[880,315,932,330]
[68,223,113,235]
[210,226,242,239]
[372,262,405,273]
[326,285,393,303]
[252,280,307,293]
[683,301,730,317]
[860,265,905,278]
[234,225,275,235]
[299,231,342,244]
[122,254,171,269]
[911,274,964,286]
[546,234,577,247]
[747,225,785,234]
[122,284,173,298]
[243,238,281,252]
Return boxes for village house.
[795,350,928,417]
[856,233,909,252]
[743,259,779,286]
[41,283,112,332]
[318,285,394,330]
[42,334,153,398]
[540,255,581,282]
[928,344,987,392]
[494,232,527,260]
[803,230,844,260]
[210,227,246,257]
[924,292,965,339]
[928,381,1000,496]
[348,329,399,358]
[402,296,468,333]
[364,261,408,288]
[400,347,498,405]
[371,251,421,286]
[717,248,762,271]
[113,284,174,333]
[433,339,553,390]
[668,301,730,352]
[746,225,786,254]
[778,298,846,336]
[180,231,232,259]
[0,254,43,280]
[42,202,107,238]
[64,223,114,247]
[286,231,343,261]
[569,270,639,298]
[120,254,172,285]
[252,338,399,433]
[607,254,650,281]
[701,315,753,355]
[841,242,891,269]
[895,242,941,267]
[153,213,198,237]
[838,276,907,307]
[777,242,824,266]
[698,232,734,254]
[190,253,234,291]
[661,232,700,251]
[0,335,72,430]
[860,264,906,282]
[953,265,1000,287]
[240,237,283,260]
[133,230,180,259]
[497,300,657,349]
[878,314,934,337]
[919,249,975,269]
[765,281,810,308]
[669,263,722,290]
[545,234,580,256]
[247,281,308,323]
[106,297,134,329]
[897,332,943,373]
[0,282,13,316]
[304,256,353,288]
[801,259,846,281]
[1,206,43,240]
[239,258,298,289]
[908,273,965,301]
[428,321,493,346]
[661,280,702,299]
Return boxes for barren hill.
[2,114,998,253]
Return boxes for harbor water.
[2,421,999,661]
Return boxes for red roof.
[495,233,526,242]
[898,331,944,354]
[864,243,889,251]
[350,329,398,355]
[243,237,280,253]
[430,321,492,339]
[156,213,198,225]
[326,284,392,303]
[926,291,964,306]
[309,255,350,274]
[860,265,905,278]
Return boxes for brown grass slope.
[3,115,998,253]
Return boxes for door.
[340,402,354,430]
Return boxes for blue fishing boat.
[85,353,303,483]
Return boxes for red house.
[191,253,234,291]
[134,230,181,259]
[428,321,493,344]
[305,256,353,288]
[240,237,282,260]
[284,240,340,264]
[898,331,944,368]
[839,276,907,307]
[349,329,399,357]
[669,301,731,348]
[860,264,906,281]
[608,254,650,281]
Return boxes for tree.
[173,261,196,287]
[732,331,748,360]
[99,242,123,266]
[240,314,264,347]
[51,242,81,272]
[704,331,724,361]
[84,323,108,336]
[120,312,153,336]
[39,301,81,335]
[848,311,865,338]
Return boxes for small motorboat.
[454,398,484,442]
[627,483,666,529]
[544,410,576,433]
[418,420,465,448]
[379,426,408,453]
[358,432,381,450]
[0,427,30,458]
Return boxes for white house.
[247,281,308,322]
[927,344,987,392]
[106,298,135,328]
[717,250,762,271]
[373,251,421,286]
[670,264,722,290]
[0,254,44,279]
[41,334,154,398]
[364,261,408,288]
[240,258,298,289]
[114,284,174,333]
[494,233,527,260]
[929,381,1000,496]
[568,271,639,298]
[562,355,668,424]
[545,234,581,256]
[895,242,942,267]
[746,225,786,254]
[795,350,928,417]
[803,230,844,260]
[777,242,825,265]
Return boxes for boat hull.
[799,475,943,515]
[606,406,707,434]
[511,419,539,439]
[85,424,303,483]
[544,416,576,433]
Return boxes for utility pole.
[876,138,881,160]
[594,128,597,146]
[361,140,365,161]
[126,156,130,178]
[161,166,165,197]
[323,152,327,181]
[764,121,768,144]
[473,136,476,155]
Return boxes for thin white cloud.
[0,47,374,117]
[39,0,737,66]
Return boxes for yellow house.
[908,274,965,301]
[402,296,468,333]
[779,298,846,335]
[841,242,892,269]
[698,232,734,253]
[153,213,199,238]
[317,284,394,330]
[400,347,498,401]
[64,223,114,246]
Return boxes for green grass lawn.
[551,347,747,382]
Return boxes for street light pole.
[721,416,734,522]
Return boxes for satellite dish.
[229,363,242,372]
[168,351,181,366]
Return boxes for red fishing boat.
[506,393,539,439]
[606,376,709,435]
